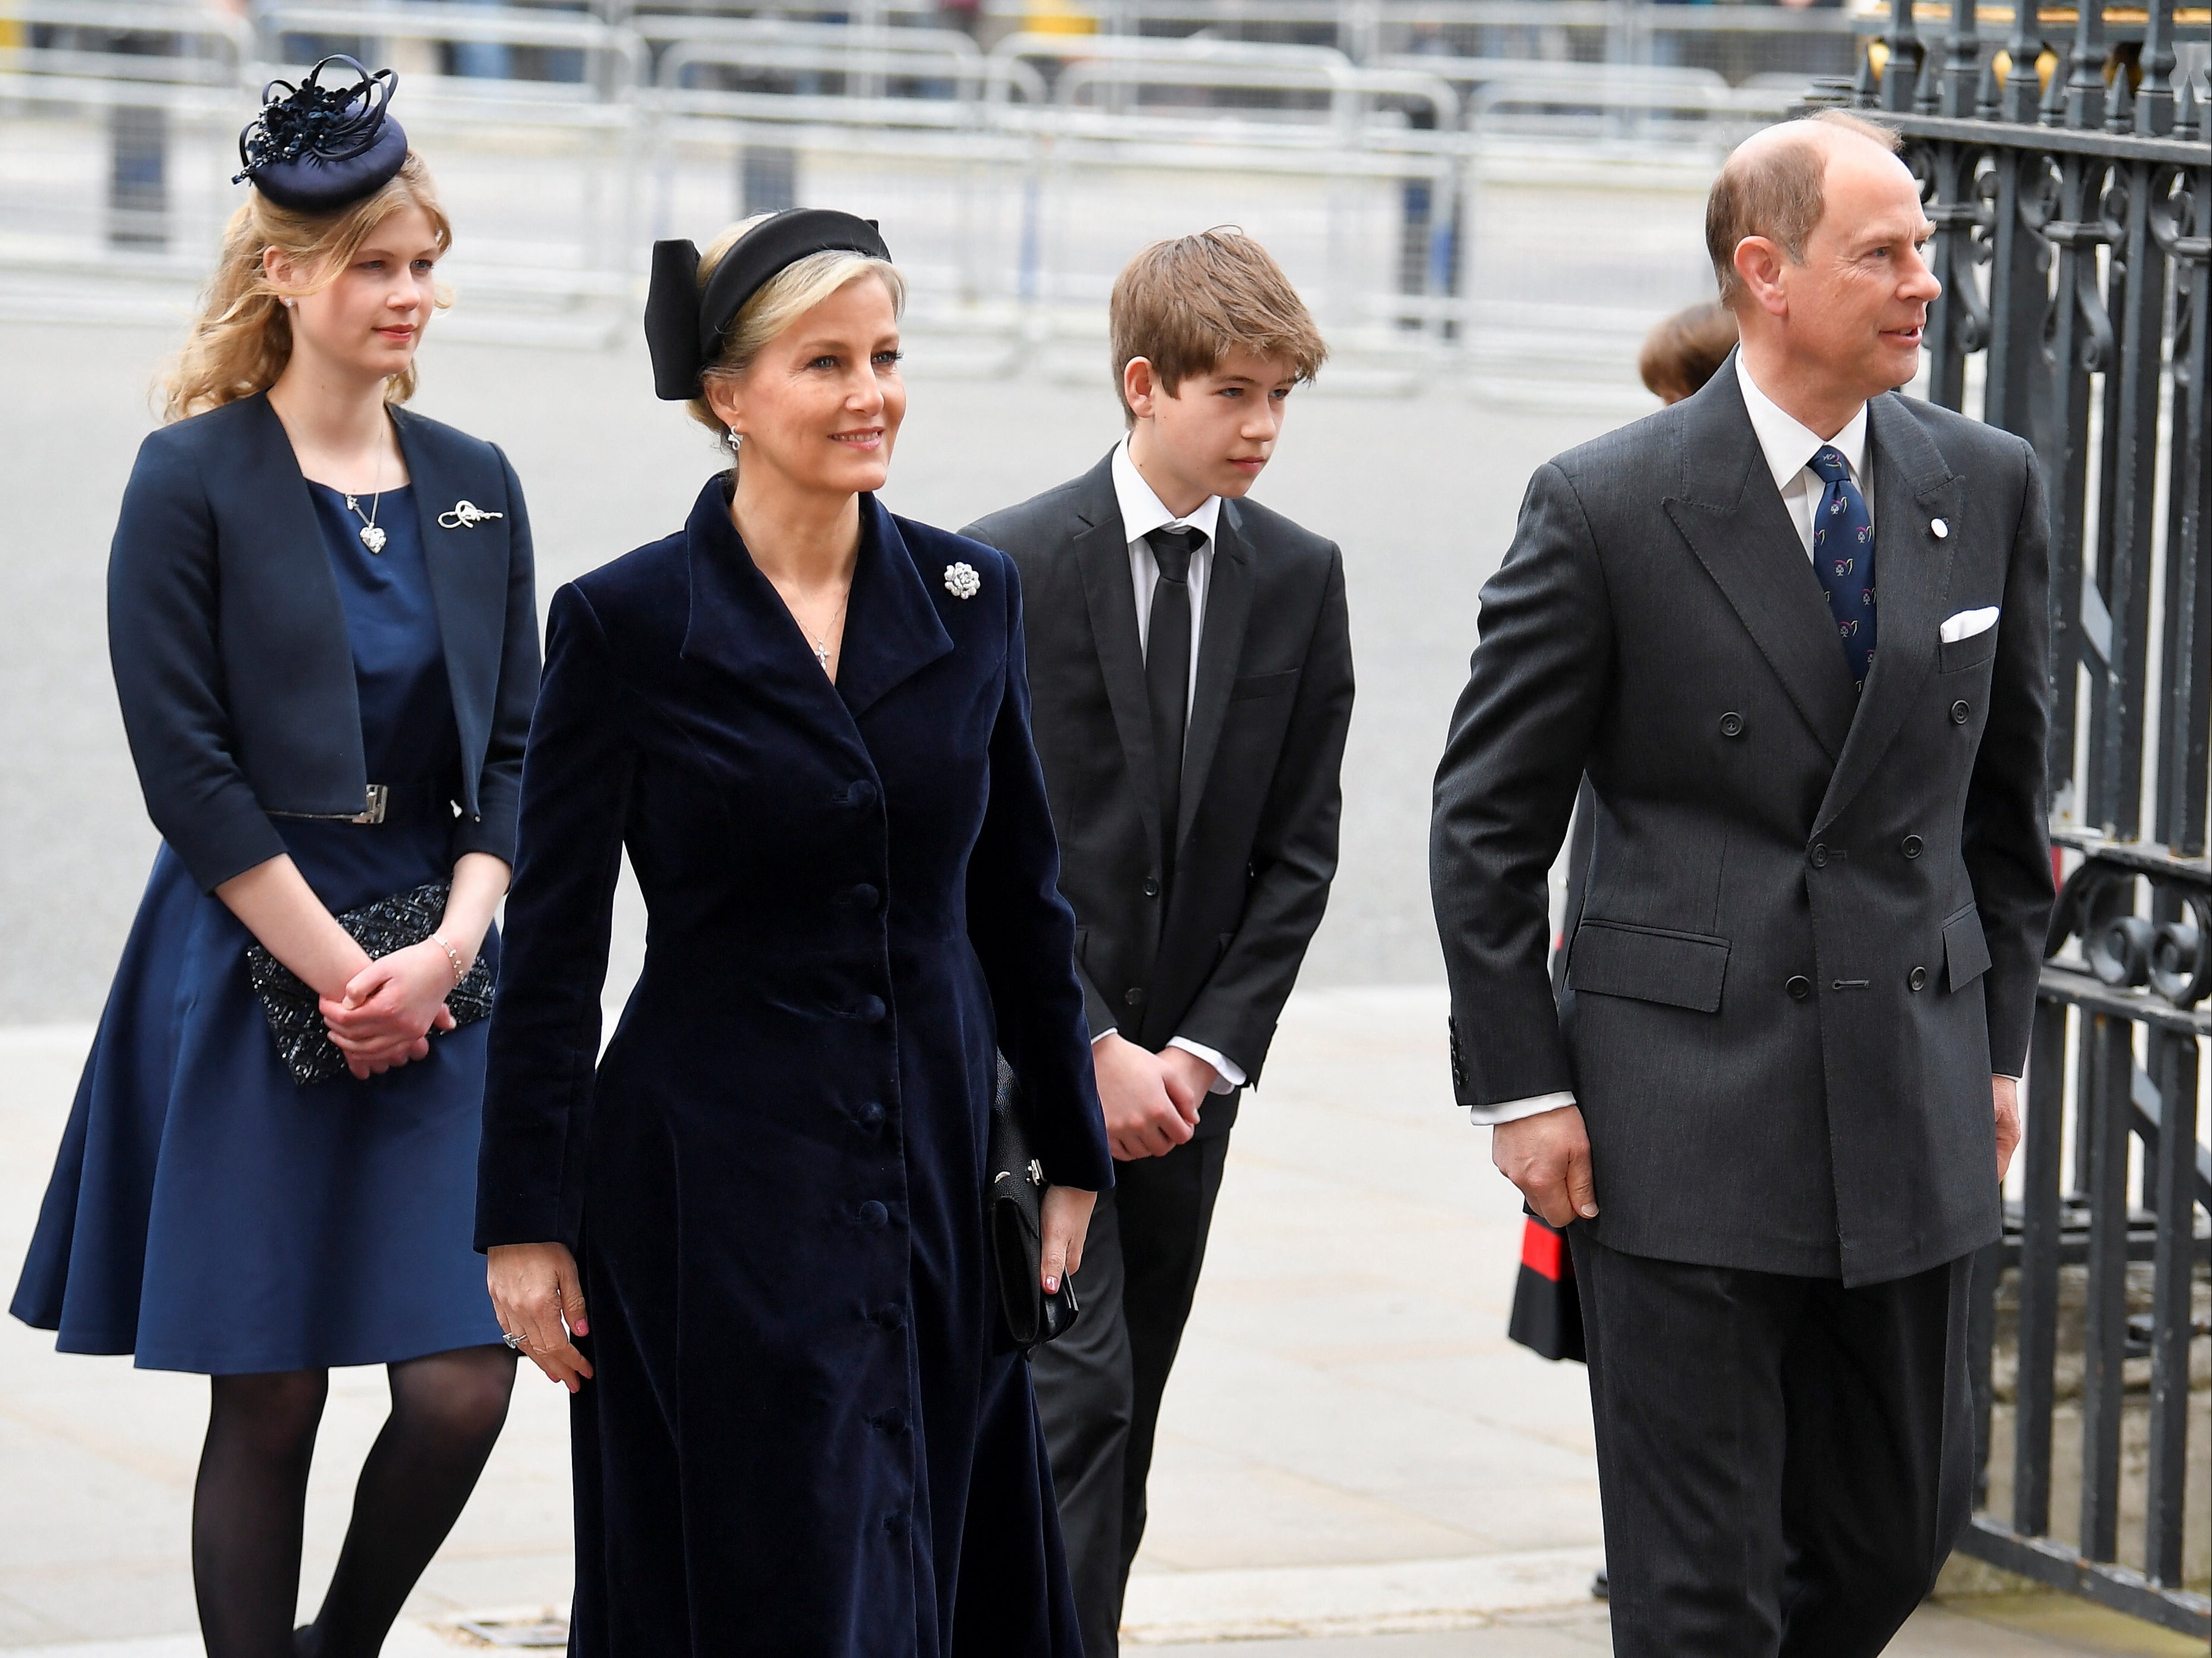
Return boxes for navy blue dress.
[13,483,506,1374]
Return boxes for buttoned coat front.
[476,479,1112,1656]
[1430,363,2054,1287]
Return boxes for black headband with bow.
[645,210,892,401]
[234,55,408,213]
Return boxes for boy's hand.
[1094,1032,1197,1161]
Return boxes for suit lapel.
[393,410,505,778]
[1813,394,1959,834]
[1175,500,1255,855]
[1070,458,1164,859]
[1663,367,1858,762]
[837,499,955,719]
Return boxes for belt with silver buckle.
[269,783,448,826]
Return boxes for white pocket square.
[1939,607,1999,644]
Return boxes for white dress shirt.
[1096,440,1243,1095]
[1734,352,1872,560]
[1469,357,1875,1128]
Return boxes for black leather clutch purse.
[244,879,493,1087]
[987,1054,1081,1355]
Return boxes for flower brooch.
[943,561,981,600]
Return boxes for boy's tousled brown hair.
[1109,229,1327,424]
[1638,301,1738,405]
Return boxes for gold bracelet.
[429,932,465,985]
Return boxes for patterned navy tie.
[1809,444,1877,692]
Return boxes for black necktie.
[1144,526,1200,888]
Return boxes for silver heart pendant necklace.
[343,443,387,555]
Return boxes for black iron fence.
[1859,0,2211,1635]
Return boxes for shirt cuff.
[1470,1090,1578,1128]
[1091,1028,1116,1045]
[1167,1036,1245,1094]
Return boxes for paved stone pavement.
[1,1003,2195,1655]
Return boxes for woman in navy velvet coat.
[477,213,1112,1654]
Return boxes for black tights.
[192,1344,516,1658]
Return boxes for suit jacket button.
[1908,966,1928,991]
[1902,835,1924,859]
[1124,987,1146,1007]
[1142,878,1160,898]
[1809,844,1828,869]
[1786,975,1812,1001]
[1950,699,1971,724]
[1718,711,1745,739]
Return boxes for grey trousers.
[1571,1231,1975,1658]
[1029,1132,1230,1658]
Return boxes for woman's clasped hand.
[319,940,461,1077]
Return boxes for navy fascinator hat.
[234,55,409,213]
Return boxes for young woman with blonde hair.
[475,209,1109,1653]
[11,59,540,1657]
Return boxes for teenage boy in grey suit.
[1431,113,2053,1657]
[965,230,1354,1658]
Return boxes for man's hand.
[1492,1104,1598,1228]
[1993,1075,2021,1183]
[1094,1032,1199,1161]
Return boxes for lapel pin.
[943,561,981,600]
[1930,517,1949,539]
[438,500,505,530]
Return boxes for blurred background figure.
[1637,299,1740,407]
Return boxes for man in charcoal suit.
[1430,112,2054,1656]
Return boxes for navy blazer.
[108,391,540,891]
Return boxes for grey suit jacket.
[1430,361,2054,1286]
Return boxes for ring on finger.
[502,1329,527,1350]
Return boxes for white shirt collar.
[1112,438,1222,548]
[1735,352,1869,496]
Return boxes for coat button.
[847,780,879,808]
[1786,975,1812,1001]
[1902,835,1924,859]
[1142,877,1160,898]
[857,995,886,1023]
[872,1407,909,1435]
[1718,711,1745,739]
[1809,844,1828,869]
[857,1102,886,1131]
[851,882,881,912]
[885,1511,909,1537]
[1124,987,1146,1007]
[1950,700,1971,724]
[858,1200,889,1230]
[1909,966,1928,991]
[872,1304,905,1330]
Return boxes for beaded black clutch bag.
[245,879,493,1087]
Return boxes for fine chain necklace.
[801,587,851,674]
[342,442,388,555]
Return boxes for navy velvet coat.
[477,478,1113,1656]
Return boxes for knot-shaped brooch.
[942,562,981,600]
[438,500,505,530]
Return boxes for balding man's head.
[1706,113,1905,310]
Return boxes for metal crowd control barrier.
[1856,0,2212,1633]
[0,2,1768,378]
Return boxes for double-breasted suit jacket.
[476,477,1112,1656]
[1432,363,2053,1286]
[965,452,1355,1112]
